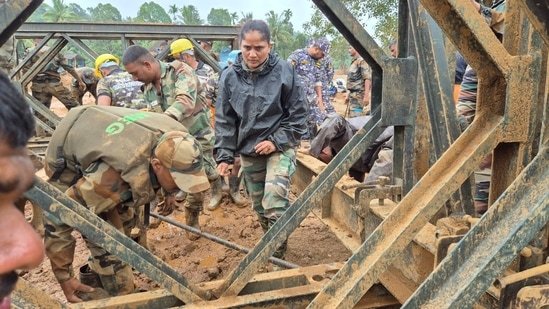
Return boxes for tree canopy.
[27,1,398,71]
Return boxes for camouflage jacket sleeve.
[163,61,200,122]
[359,59,372,81]
[46,161,131,283]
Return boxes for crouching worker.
[44,105,209,302]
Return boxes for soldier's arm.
[164,63,199,122]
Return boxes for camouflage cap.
[155,131,210,193]
[308,37,331,55]
[81,68,96,84]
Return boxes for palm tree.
[42,0,78,22]
[168,4,179,23]
[265,10,293,47]
[238,11,253,25]
[230,12,238,25]
[180,5,203,25]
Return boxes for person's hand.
[363,96,370,106]
[217,162,231,177]
[60,278,94,303]
[158,193,177,216]
[78,81,86,92]
[479,153,492,170]
[255,140,276,156]
[344,95,350,105]
[317,97,325,111]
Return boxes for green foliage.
[168,4,179,23]
[27,5,48,22]
[135,2,172,23]
[207,8,232,26]
[305,0,398,48]
[180,5,203,25]
[87,3,122,22]
[68,3,89,20]
[42,0,78,22]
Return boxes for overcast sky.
[44,0,317,31]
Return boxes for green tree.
[265,10,293,45]
[230,12,238,25]
[28,5,48,22]
[305,0,398,47]
[69,3,90,20]
[207,8,232,26]
[180,5,203,25]
[42,0,78,22]
[87,3,122,22]
[238,11,253,25]
[168,4,179,23]
[135,2,172,23]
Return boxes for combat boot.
[206,177,223,211]
[258,216,269,234]
[269,218,288,260]
[185,207,201,240]
[229,175,248,207]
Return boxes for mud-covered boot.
[229,175,248,207]
[185,207,201,240]
[269,218,288,260]
[77,265,110,300]
[259,216,269,234]
[206,177,223,211]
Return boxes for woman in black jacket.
[215,19,308,259]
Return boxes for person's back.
[0,35,15,74]
[97,69,146,109]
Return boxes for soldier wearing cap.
[70,67,99,105]
[94,54,146,109]
[122,45,220,237]
[288,37,331,141]
[43,105,209,303]
[169,39,216,97]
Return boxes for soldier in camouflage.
[0,35,15,74]
[95,55,146,109]
[346,45,372,118]
[122,45,219,239]
[24,46,85,111]
[288,37,330,140]
[44,106,209,302]
[70,67,99,105]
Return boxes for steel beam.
[0,0,42,46]
[25,177,209,304]
[11,277,67,309]
[522,0,549,46]
[402,146,549,308]
[307,111,502,308]
[218,113,386,298]
[15,22,239,41]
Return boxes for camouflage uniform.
[141,60,217,213]
[25,48,80,110]
[71,67,99,105]
[96,68,146,109]
[288,48,325,138]
[318,55,335,114]
[0,35,15,74]
[455,0,505,213]
[346,56,372,117]
[44,106,205,297]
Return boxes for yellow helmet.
[170,39,194,56]
[94,54,120,77]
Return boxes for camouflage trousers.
[348,91,368,118]
[44,162,135,296]
[240,148,296,220]
[31,77,80,110]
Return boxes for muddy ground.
[21,73,355,304]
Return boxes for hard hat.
[170,39,194,56]
[94,54,120,77]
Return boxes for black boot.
[185,207,201,240]
[229,175,248,207]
